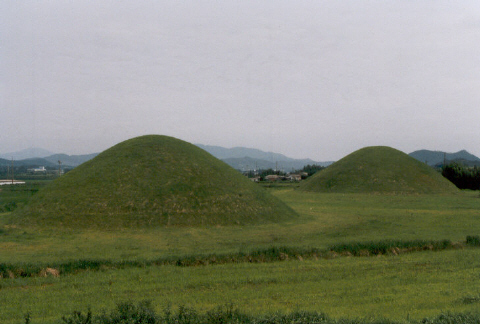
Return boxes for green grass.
[3,250,480,323]
[0,182,44,212]
[299,146,458,194]
[2,190,480,264]
[13,135,297,228]
[2,183,480,323]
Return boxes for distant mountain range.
[0,145,332,171]
[408,150,480,167]
[2,146,478,170]
[0,148,55,160]
[196,144,333,171]
[0,149,99,168]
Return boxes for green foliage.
[0,182,42,212]
[298,164,326,177]
[442,163,480,190]
[259,169,286,178]
[97,301,156,324]
[300,146,458,194]
[23,313,31,324]
[4,249,480,323]
[0,201,17,212]
[328,239,453,256]
[3,185,480,323]
[14,135,297,228]
[460,295,480,305]
[62,310,93,324]
[466,235,480,246]
[33,301,480,324]
[420,313,480,324]
[0,239,467,278]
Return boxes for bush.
[442,163,480,190]
[61,301,156,324]
[97,301,156,324]
[30,302,480,324]
[328,240,453,256]
[0,201,17,212]
[420,312,480,324]
[62,310,93,324]
[466,235,480,247]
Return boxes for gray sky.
[2,1,479,161]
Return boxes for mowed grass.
[3,189,480,264]
[2,250,480,323]
[1,187,480,323]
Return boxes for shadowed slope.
[16,135,297,228]
[299,146,458,194]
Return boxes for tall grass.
[34,301,480,324]
[3,248,480,323]
[328,239,454,256]
[0,237,470,278]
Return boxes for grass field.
[1,183,480,323]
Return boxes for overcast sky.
[1,1,479,161]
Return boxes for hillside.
[409,149,480,167]
[15,135,297,228]
[300,146,459,194]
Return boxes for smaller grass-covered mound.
[300,146,458,194]
[15,135,297,228]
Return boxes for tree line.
[243,164,326,180]
[442,163,480,190]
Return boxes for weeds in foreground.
[23,301,480,324]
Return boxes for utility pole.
[11,158,14,184]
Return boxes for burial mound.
[299,146,458,194]
[17,135,297,228]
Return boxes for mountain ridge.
[0,148,55,160]
[1,145,332,170]
[195,144,333,170]
[409,149,480,167]
[4,146,479,170]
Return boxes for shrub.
[0,201,17,212]
[97,301,156,324]
[420,312,480,324]
[61,310,93,324]
[33,302,480,324]
[328,240,453,256]
[466,235,480,246]
[205,304,249,324]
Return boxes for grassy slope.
[2,190,480,264]
[13,135,297,228]
[300,146,459,194]
[2,183,480,322]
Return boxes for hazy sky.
[2,1,479,161]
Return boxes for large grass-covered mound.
[16,135,297,228]
[300,146,458,194]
